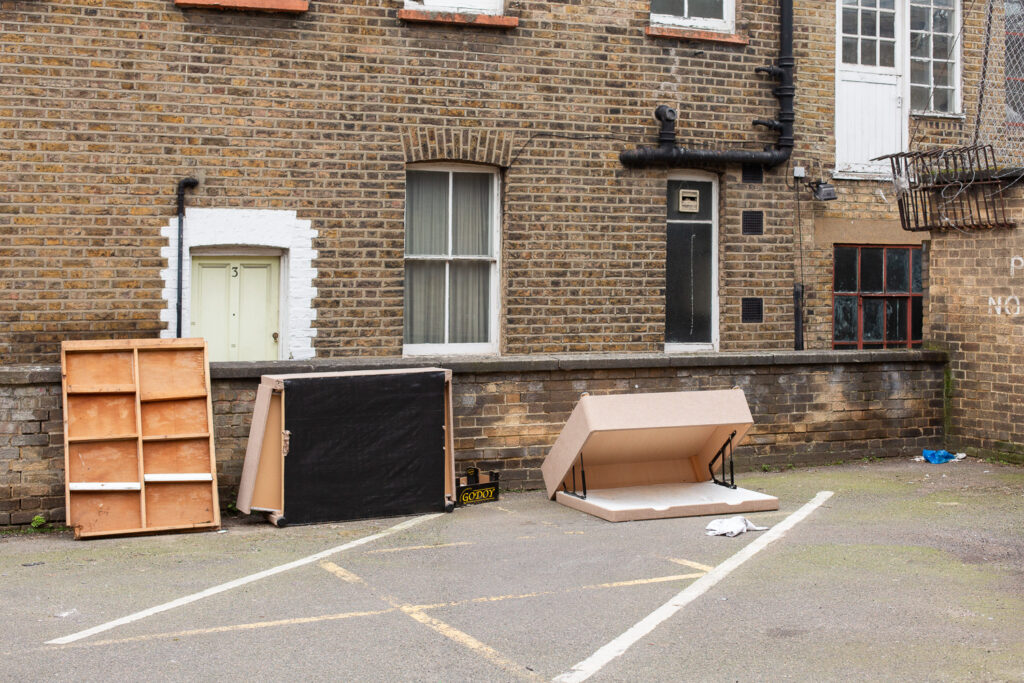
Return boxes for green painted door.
[191,256,280,361]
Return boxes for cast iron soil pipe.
[175,177,199,338]
[620,0,794,169]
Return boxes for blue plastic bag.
[922,449,957,464]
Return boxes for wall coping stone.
[0,350,947,386]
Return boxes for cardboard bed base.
[555,482,778,523]
[542,388,777,522]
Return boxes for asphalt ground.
[1,457,1022,682]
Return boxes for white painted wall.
[160,209,318,360]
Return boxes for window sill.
[174,0,308,11]
[397,9,519,28]
[910,111,966,121]
[645,25,748,46]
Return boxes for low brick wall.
[0,351,946,525]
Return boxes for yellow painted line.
[320,560,365,584]
[668,558,715,573]
[400,606,544,682]
[410,590,557,611]
[582,573,704,590]
[55,609,395,649]
[564,531,584,535]
[364,541,473,555]
[491,505,516,514]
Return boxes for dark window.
[666,180,714,345]
[833,244,924,349]
[741,297,763,323]
[741,211,764,235]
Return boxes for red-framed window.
[833,245,923,350]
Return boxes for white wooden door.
[836,0,905,175]
[191,256,280,361]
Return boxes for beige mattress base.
[554,481,779,523]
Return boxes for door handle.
[272,332,279,342]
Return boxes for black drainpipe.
[620,0,794,169]
[175,177,199,338]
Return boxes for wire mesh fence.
[974,0,1024,166]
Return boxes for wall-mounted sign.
[678,189,700,213]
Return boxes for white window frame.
[664,171,720,354]
[403,0,504,16]
[907,0,962,117]
[651,0,736,34]
[403,163,501,357]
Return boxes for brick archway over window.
[401,127,516,167]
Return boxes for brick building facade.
[1,0,1020,523]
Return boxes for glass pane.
[842,37,859,64]
[452,173,491,257]
[650,0,686,16]
[880,40,895,67]
[843,7,858,34]
[843,0,858,5]
[934,0,953,6]
[933,35,950,59]
[863,299,884,341]
[912,248,922,293]
[885,249,909,292]
[860,248,884,292]
[406,171,448,256]
[449,261,489,343]
[912,297,923,340]
[933,9,950,34]
[862,0,876,7]
[910,5,929,31]
[688,0,724,19]
[835,246,859,292]
[861,9,876,36]
[911,59,930,86]
[911,86,930,110]
[404,261,445,344]
[879,11,895,38]
[879,0,894,10]
[886,298,907,341]
[861,38,876,66]
[863,343,884,350]
[834,296,858,343]
[934,88,952,112]
[933,62,949,87]
[910,32,930,58]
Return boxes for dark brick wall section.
[0,352,945,524]
[928,188,1024,464]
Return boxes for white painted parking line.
[553,491,835,683]
[45,513,442,646]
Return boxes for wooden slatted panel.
[61,338,220,538]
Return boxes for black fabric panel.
[282,371,446,525]
[666,222,712,344]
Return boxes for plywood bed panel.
[66,395,137,441]
[142,439,212,475]
[67,441,140,482]
[69,492,143,534]
[145,482,216,528]
[140,398,209,438]
[62,338,220,539]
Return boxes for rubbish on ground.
[236,368,456,527]
[705,516,768,537]
[916,449,967,464]
[541,388,778,522]
[61,339,220,539]
[455,467,499,506]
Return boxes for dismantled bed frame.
[542,388,778,522]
